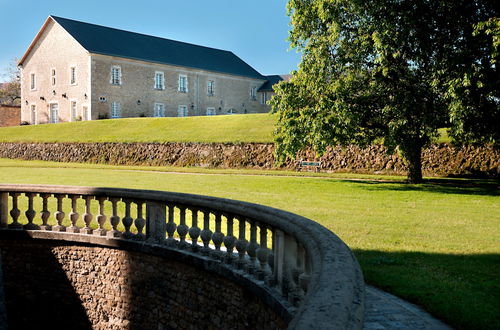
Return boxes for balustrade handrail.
[0,184,364,329]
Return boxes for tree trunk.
[404,144,423,184]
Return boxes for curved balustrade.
[0,184,365,329]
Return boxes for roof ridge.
[50,15,234,55]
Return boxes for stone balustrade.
[0,184,365,329]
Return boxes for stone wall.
[0,142,497,177]
[0,239,286,330]
[0,106,21,127]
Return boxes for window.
[111,66,122,85]
[178,75,188,92]
[207,80,214,96]
[206,107,216,116]
[51,69,56,86]
[70,101,77,121]
[178,105,188,117]
[99,96,107,102]
[30,73,36,90]
[111,102,121,118]
[154,71,165,90]
[49,103,59,123]
[30,105,37,124]
[70,66,77,85]
[260,92,267,104]
[250,86,257,100]
[154,103,166,117]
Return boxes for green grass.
[0,114,451,144]
[0,158,497,329]
[0,113,276,143]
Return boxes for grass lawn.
[0,114,450,144]
[0,158,498,329]
[0,114,275,143]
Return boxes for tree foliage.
[271,0,499,183]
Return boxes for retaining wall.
[0,142,497,177]
[0,237,286,330]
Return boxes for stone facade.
[0,105,21,127]
[19,17,270,124]
[0,239,287,330]
[19,19,90,124]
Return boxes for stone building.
[0,105,21,127]
[18,16,284,124]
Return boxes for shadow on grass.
[354,249,500,330]
[346,177,500,197]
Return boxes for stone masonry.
[0,105,21,127]
[0,142,497,178]
[0,239,286,330]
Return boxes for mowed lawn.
[0,158,498,329]
[0,114,275,143]
[0,114,450,144]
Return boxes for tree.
[0,59,21,106]
[271,0,499,183]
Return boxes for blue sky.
[0,0,301,82]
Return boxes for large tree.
[271,0,499,183]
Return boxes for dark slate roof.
[257,75,290,92]
[50,16,265,80]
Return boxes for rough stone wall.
[0,142,497,177]
[0,106,21,127]
[90,54,267,119]
[0,240,286,330]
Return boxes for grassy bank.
[0,114,275,143]
[0,158,497,329]
[0,114,451,144]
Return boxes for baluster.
[107,198,121,238]
[80,196,93,234]
[39,193,51,231]
[122,199,133,239]
[235,217,248,270]
[211,212,224,259]
[8,193,22,229]
[67,195,80,233]
[200,210,213,255]
[188,208,201,251]
[93,196,107,236]
[24,193,39,230]
[296,243,310,303]
[165,204,177,246]
[134,200,145,239]
[0,192,8,228]
[146,201,166,243]
[223,215,236,265]
[52,194,66,232]
[176,206,188,249]
[256,224,270,282]
[247,220,259,274]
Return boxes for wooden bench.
[298,161,321,172]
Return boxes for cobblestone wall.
[0,240,286,330]
[0,142,497,177]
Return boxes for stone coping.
[0,184,365,329]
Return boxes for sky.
[0,0,301,82]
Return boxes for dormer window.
[178,75,188,92]
[154,71,165,90]
[51,69,56,86]
[111,66,122,85]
